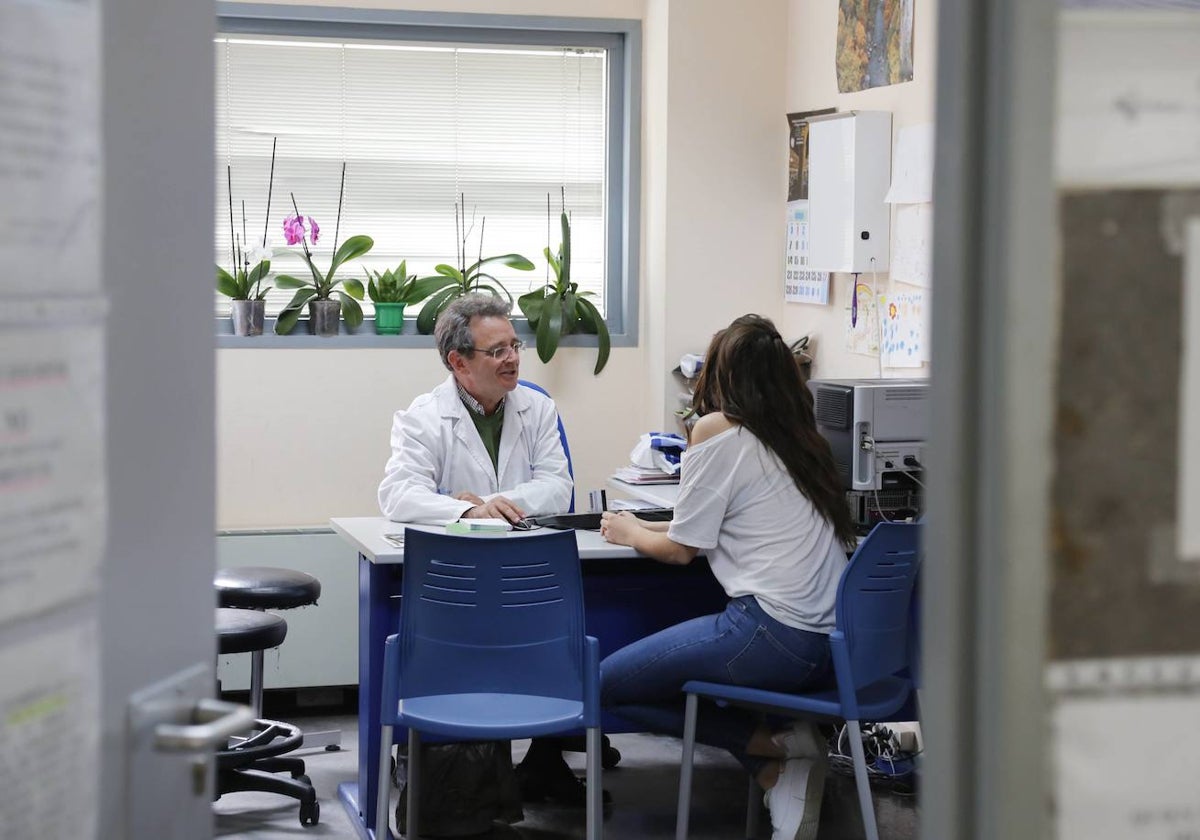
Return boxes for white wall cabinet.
[808,110,893,273]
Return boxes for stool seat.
[216,608,287,655]
[216,566,321,610]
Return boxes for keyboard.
[532,508,674,531]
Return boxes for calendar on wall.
[785,200,830,304]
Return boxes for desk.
[330,516,726,840]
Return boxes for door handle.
[152,698,256,752]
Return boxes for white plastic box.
[807,110,893,273]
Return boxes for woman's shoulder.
[689,412,738,445]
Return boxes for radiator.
[216,528,359,690]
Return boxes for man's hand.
[463,495,526,524]
[453,492,485,505]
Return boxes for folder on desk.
[532,509,673,531]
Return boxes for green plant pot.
[374,302,406,335]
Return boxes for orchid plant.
[273,163,371,335]
[414,196,535,334]
[517,193,610,375]
[215,138,277,302]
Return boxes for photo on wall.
[836,0,914,93]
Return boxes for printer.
[807,378,928,530]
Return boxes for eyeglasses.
[470,340,525,361]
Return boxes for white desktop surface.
[607,478,680,509]
[330,515,643,563]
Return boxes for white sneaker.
[763,757,826,840]
[772,721,825,760]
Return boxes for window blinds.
[214,35,608,318]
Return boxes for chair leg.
[375,725,394,840]
[745,775,760,839]
[249,649,264,717]
[586,726,603,840]
[845,719,880,840]
[406,729,422,840]
[675,692,700,840]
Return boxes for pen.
[851,274,860,328]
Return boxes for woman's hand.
[600,510,642,546]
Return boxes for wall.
[217,0,793,527]
[217,0,939,527]
[777,0,938,381]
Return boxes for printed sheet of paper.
[878,290,929,367]
[0,327,106,624]
[0,622,100,838]
[1180,219,1200,561]
[890,204,933,287]
[0,0,102,293]
[785,201,831,304]
[1057,13,1200,185]
[884,123,934,204]
[1051,656,1200,840]
[844,280,880,356]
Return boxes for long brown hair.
[691,314,856,547]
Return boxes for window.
[215,5,640,346]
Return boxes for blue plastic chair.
[674,522,921,840]
[375,527,602,839]
[519,379,575,512]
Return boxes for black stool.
[215,566,341,751]
[215,608,319,827]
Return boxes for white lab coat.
[377,376,573,523]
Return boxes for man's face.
[450,315,521,411]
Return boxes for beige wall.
[777,0,938,381]
[216,0,938,528]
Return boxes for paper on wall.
[1179,219,1200,561]
[0,621,100,838]
[890,204,933,288]
[878,290,929,367]
[785,201,831,304]
[1050,656,1200,840]
[884,123,934,204]
[0,0,102,293]
[844,280,880,356]
[0,327,106,624]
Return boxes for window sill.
[216,318,632,350]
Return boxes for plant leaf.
[518,288,547,326]
[342,277,366,300]
[433,264,464,281]
[576,296,610,375]
[273,289,317,335]
[327,234,374,280]
[338,292,364,329]
[416,286,461,334]
[247,260,271,285]
[405,274,458,304]
[274,274,310,289]
[562,291,580,335]
[367,277,379,302]
[468,253,535,275]
[543,246,563,286]
[216,267,241,299]
[535,298,564,364]
[472,281,513,303]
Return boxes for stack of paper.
[446,518,513,535]
[612,465,681,485]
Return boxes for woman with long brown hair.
[598,314,856,840]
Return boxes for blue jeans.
[600,595,832,775]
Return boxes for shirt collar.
[456,380,505,418]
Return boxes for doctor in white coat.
[378,293,573,524]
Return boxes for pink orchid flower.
[282,214,306,246]
[307,216,320,244]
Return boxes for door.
[0,0,221,837]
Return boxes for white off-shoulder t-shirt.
[666,425,846,633]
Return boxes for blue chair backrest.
[519,379,574,512]
[399,528,586,701]
[833,522,921,711]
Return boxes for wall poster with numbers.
[785,108,835,305]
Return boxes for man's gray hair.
[434,293,513,370]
